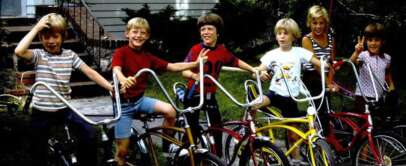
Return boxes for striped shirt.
[31,49,84,112]
[303,33,333,71]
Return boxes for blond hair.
[126,17,151,34]
[274,18,301,40]
[39,13,68,38]
[306,5,330,28]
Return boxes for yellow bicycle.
[228,58,335,166]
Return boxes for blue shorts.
[115,96,158,139]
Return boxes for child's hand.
[355,36,365,53]
[259,70,272,82]
[328,83,339,93]
[121,76,136,89]
[35,14,52,31]
[196,48,209,63]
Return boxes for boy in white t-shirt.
[254,18,324,162]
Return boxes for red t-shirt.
[185,43,239,93]
[112,45,168,98]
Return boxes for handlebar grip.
[332,60,345,70]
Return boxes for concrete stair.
[1,6,106,97]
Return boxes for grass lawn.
[143,70,252,120]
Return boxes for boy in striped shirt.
[14,13,112,166]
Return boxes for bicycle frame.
[326,58,392,164]
[180,69,264,165]
[117,58,216,166]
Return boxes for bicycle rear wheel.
[239,140,289,166]
[354,131,406,166]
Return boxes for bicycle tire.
[175,151,226,166]
[306,138,335,166]
[239,139,289,166]
[104,127,151,166]
[353,131,406,166]
[392,122,406,138]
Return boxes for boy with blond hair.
[14,13,112,166]
[111,17,207,166]
[255,18,324,164]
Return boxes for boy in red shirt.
[111,17,207,166]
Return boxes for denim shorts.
[115,96,158,139]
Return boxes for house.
[1,0,218,39]
[0,0,218,95]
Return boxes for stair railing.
[56,0,126,72]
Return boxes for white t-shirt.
[260,47,313,97]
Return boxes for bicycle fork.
[365,106,384,165]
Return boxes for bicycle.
[25,72,123,166]
[324,58,406,165]
[178,68,290,166]
[225,58,335,166]
[114,58,226,166]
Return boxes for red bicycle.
[325,58,406,165]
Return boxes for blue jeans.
[30,108,97,166]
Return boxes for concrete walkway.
[70,96,162,133]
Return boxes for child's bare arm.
[302,36,314,52]
[182,70,199,80]
[80,63,113,91]
[14,15,51,59]
[238,60,255,73]
[385,65,395,91]
[167,48,209,72]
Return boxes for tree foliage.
[122,4,199,61]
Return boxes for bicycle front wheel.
[239,140,289,166]
[306,138,335,166]
[393,122,406,138]
[176,152,226,166]
[354,131,406,166]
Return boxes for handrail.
[57,0,121,71]
[28,72,121,125]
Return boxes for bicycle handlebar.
[272,56,328,103]
[203,69,263,108]
[29,74,122,125]
[122,58,206,114]
[334,58,380,103]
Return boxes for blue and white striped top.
[303,33,333,71]
[31,49,84,112]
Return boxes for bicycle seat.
[133,112,163,122]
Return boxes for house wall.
[0,0,56,18]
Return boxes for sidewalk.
[70,96,162,132]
